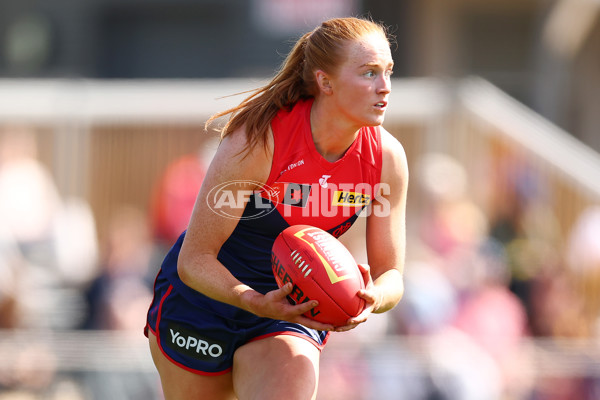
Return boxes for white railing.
[458,77,600,200]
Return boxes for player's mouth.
[374,101,387,110]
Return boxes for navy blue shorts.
[145,269,330,375]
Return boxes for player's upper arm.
[179,127,273,264]
[366,128,408,279]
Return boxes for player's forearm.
[177,252,260,313]
[372,268,404,313]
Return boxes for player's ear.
[315,70,333,95]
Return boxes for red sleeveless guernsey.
[260,98,383,232]
[163,98,383,306]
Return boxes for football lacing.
[290,250,312,278]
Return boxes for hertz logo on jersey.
[332,191,372,207]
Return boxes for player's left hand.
[334,263,379,332]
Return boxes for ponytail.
[205,17,388,153]
[205,32,312,151]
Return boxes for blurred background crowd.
[0,1,599,399]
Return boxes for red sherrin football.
[271,225,366,326]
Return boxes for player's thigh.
[232,335,321,400]
[148,332,235,400]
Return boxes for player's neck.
[309,100,359,162]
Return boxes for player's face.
[330,33,393,129]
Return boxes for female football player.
[146,16,408,400]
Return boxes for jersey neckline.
[302,98,363,170]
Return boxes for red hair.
[205,17,390,152]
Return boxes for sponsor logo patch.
[319,175,331,188]
[294,228,352,284]
[331,191,372,207]
[206,180,276,220]
[165,323,227,361]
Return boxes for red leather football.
[271,225,366,326]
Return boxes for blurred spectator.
[566,206,600,276]
[0,126,98,330]
[0,126,61,248]
[0,223,22,329]
[84,205,155,331]
[81,205,158,400]
[52,197,99,288]
[394,260,458,336]
[528,265,589,337]
[425,327,504,400]
[413,152,472,258]
[405,152,536,399]
[150,151,207,246]
[0,125,100,398]
[484,153,562,310]
[565,206,600,334]
[449,251,531,399]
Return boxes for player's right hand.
[244,283,335,331]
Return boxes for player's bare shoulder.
[214,125,274,186]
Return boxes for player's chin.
[362,114,386,127]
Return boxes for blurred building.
[0,0,598,153]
